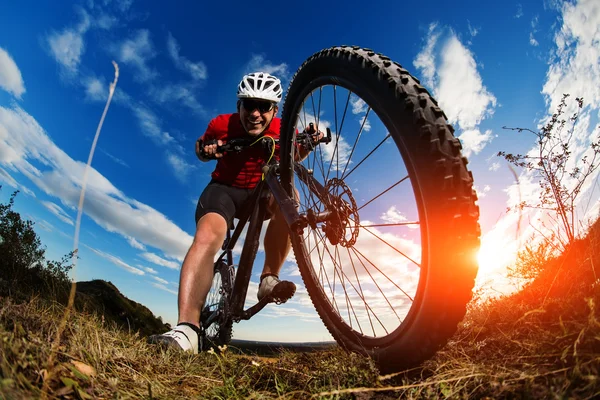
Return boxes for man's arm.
[195,119,225,161]
[295,124,324,161]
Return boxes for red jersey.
[201,113,280,189]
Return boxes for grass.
[2,223,600,399]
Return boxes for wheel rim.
[203,267,226,341]
[288,78,427,345]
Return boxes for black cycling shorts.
[195,180,253,226]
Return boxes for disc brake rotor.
[323,178,359,247]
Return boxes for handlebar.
[200,123,332,160]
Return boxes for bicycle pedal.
[270,281,296,304]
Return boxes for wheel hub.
[322,178,359,247]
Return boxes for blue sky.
[1,0,599,342]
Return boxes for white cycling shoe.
[257,275,296,303]
[147,323,201,354]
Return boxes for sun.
[476,238,518,282]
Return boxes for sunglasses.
[241,99,275,113]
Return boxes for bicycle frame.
[214,161,307,322]
[208,129,333,324]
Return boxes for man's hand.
[304,123,324,143]
[196,139,224,161]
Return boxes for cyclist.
[148,72,321,354]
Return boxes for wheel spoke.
[351,245,415,303]
[349,217,421,268]
[326,90,351,182]
[313,229,386,336]
[358,175,410,212]
[290,84,426,341]
[342,133,391,181]
[341,107,372,178]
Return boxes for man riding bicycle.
[148,72,320,354]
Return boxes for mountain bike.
[200,45,480,374]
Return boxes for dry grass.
[2,224,600,399]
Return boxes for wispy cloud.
[99,148,129,168]
[113,30,157,81]
[478,0,600,294]
[166,152,195,182]
[147,83,206,117]
[515,3,524,18]
[414,24,497,157]
[474,184,491,199]
[0,47,26,99]
[46,8,91,74]
[245,54,290,81]
[151,282,177,295]
[0,105,194,261]
[167,33,207,80]
[0,167,35,196]
[530,15,540,46]
[467,20,479,37]
[126,236,145,250]
[140,251,180,269]
[86,245,145,275]
[138,265,158,274]
[153,276,169,285]
[41,201,74,226]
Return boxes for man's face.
[239,98,278,136]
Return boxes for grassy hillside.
[1,190,599,398]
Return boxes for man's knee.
[193,213,228,248]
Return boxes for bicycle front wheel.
[279,46,480,373]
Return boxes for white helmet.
[237,72,283,103]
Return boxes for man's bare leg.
[262,199,292,277]
[178,212,228,327]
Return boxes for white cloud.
[94,13,118,30]
[41,201,74,226]
[131,104,175,145]
[114,30,157,81]
[0,167,35,196]
[351,97,368,115]
[436,36,497,130]
[489,162,501,171]
[166,152,195,182]
[474,184,491,199]
[458,129,494,158]
[0,48,26,98]
[467,20,479,37]
[413,22,441,88]
[166,33,207,81]
[99,148,129,168]
[414,25,497,157]
[86,245,145,275]
[148,83,206,116]
[83,76,106,101]
[153,276,169,285]
[127,236,145,250]
[46,9,91,74]
[530,16,540,46]
[0,105,194,262]
[151,282,177,295]
[359,115,371,132]
[380,206,407,224]
[515,4,524,18]
[477,0,600,295]
[245,54,290,81]
[139,265,158,274]
[140,251,180,269]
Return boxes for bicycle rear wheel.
[201,260,234,348]
[279,46,480,373]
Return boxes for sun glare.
[476,239,518,282]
